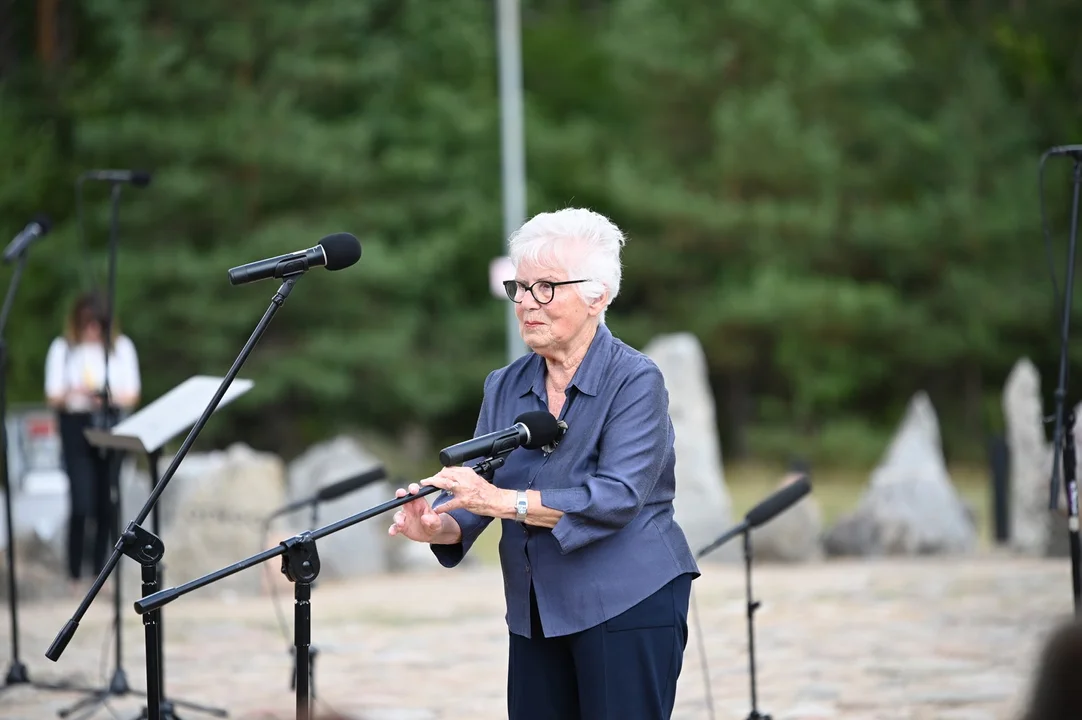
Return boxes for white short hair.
[507,208,627,320]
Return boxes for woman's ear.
[586,289,609,318]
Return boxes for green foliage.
[0,0,1079,463]
[744,418,892,470]
[3,0,511,454]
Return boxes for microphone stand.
[697,523,770,720]
[46,274,304,720]
[260,466,388,700]
[60,177,134,718]
[695,476,810,720]
[0,249,95,698]
[0,249,30,688]
[693,475,810,720]
[134,449,515,720]
[1047,154,1082,615]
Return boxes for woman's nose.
[519,292,542,310]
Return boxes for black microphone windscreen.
[744,476,811,529]
[131,171,153,188]
[319,233,361,271]
[516,411,559,449]
[315,466,387,503]
[1050,145,1082,157]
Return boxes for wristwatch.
[515,490,528,523]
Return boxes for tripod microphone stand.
[695,476,812,720]
[56,173,148,720]
[0,233,95,699]
[1042,145,1082,614]
[0,232,30,689]
[135,449,515,720]
[46,272,310,720]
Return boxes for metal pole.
[497,0,529,364]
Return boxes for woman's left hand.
[421,466,504,517]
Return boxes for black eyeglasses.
[503,279,589,305]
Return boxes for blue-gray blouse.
[432,323,700,638]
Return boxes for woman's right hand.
[387,483,446,543]
[56,388,97,409]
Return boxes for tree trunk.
[722,370,751,460]
[0,0,16,79]
[37,0,57,68]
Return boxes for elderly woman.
[389,208,699,719]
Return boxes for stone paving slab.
[0,553,1071,720]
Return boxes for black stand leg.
[743,532,770,720]
[295,584,311,720]
[129,526,166,720]
[150,451,165,710]
[281,535,320,720]
[1063,409,1081,612]
[290,505,320,701]
[57,504,138,719]
[131,450,227,720]
[1048,158,1082,614]
[110,452,131,697]
[141,561,162,720]
[0,300,28,689]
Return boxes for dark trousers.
[508,573,693,720]
[58,412,119,581]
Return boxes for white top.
[44,335,141,413]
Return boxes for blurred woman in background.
[44,290,140,592]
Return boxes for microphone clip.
[542,421,568,456]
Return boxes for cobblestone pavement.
[0,552,1070,720]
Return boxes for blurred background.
[2,1,1082,718]
[2,0,1081,489]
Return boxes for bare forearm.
[489,489,564,529]
[113,393,139,410]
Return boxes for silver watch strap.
[515,490,528,523]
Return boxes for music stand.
[72,376,253,720]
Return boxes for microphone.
[439,411,560,467]
[744,476,811,528]
[696,475,812,558]
[1046,145,1082,160]
[80,169,153,187]
[266,466,387,520]
[4,214,52,263]
[228,232,362,286]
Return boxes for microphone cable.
[689,585,716,720]
[258,514,293,645]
